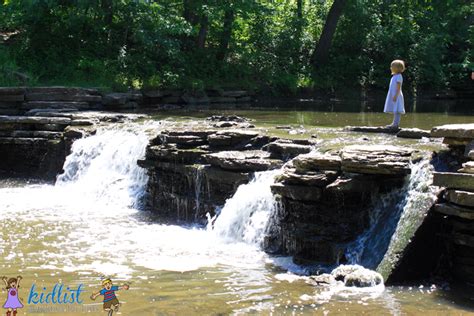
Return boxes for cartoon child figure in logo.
[90,278,129,315]
[1,276,23,316]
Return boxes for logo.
[2,275,130,315]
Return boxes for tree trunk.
[197,14,208,49]
[217,9,235,60]
[297,0,303,19]
[310,0,347,68]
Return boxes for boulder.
[340,145,413,175]
[293,151,342,172]
[433,172,474,191]
[396,128,430,139]
[431,123,474,139]
[331,265,383,287]
[445,190,474,207]
[204,150,283,171]
[469,150,474,160]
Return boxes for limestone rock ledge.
[429,123,474,284]
[0,112,142,180]
[266,144,415,266]
[139,126,308,224]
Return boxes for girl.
[384,59,405,128]
[2,276,23,316]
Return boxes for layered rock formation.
[430,124,474,283]
[267,145,414,267]
[0,87,254,114]
[0,111,143,180]
[138,124,314,224]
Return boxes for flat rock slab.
[0,87,26,95]
[204,150,283,171]
[396,128,430,139]
[275,169,339,187]
[293,151,342,172]
[0,115,71,125]
[433,172,474,191]
[445,190,474,208]
[22,101,89,110]
[459,161,474,174]
[263,141,313,159]
[433,203,474,220]
[431,123,474,139]
[344,126,400,134]
[341,145,414,175]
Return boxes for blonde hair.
[102,279,112,286]
[391,60,405,73]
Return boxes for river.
[1,103,473,315]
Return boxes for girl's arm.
[392,82,401,102]
[17,276,22,288]
[1,276,7,287]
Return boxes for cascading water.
[209,170,280,245]
[345,158,439,277]
[56,123,155,209]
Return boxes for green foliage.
[0,0,471,94]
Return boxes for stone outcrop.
[429,123,474,284]
[139,124,307,223]
[0,86,255,114]
[266,145,414,266]
[0,112,142,180]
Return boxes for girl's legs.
[391,112,401,127]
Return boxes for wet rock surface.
[0,111,142,180]
[430,123,474,284]
[266,145,414,266]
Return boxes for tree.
[310,0,347,69]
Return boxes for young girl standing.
[384,59,405,128]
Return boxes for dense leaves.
[0,0,472,94]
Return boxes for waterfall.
[55,121,159,210]
[345,158,439,277]
[209,170,280,245]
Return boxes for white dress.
[383,73,405,113]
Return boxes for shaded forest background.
[0,0,472,96]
